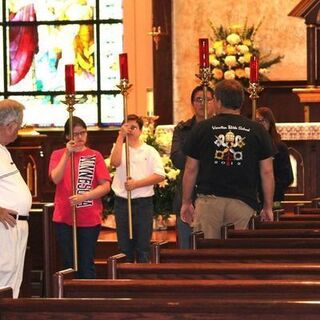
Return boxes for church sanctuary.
[3,0,320,319]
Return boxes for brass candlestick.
[196,67,213,119]
[247,82,263,120]
[63,93,79,272]
[117,79,133,239]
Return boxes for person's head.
[122,114,144,139]
[190,85,215,121]
[0,99,24,145]
[63,116,88,148]
[214,79,244,112]
[256,107,281,144]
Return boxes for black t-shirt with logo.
[183,113,274,210]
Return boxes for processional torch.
[248,55,263,120]
[117,53,133,239]
[196,38,213,119]
[64,64,79,271]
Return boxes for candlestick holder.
[117,79,133,99]
[142,115,159,128]
[196,67,213,119]
[62,93,80,272]
[117,78,134,239]
[196,67,213,87]
[247,82,263,120]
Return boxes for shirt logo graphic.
[76,155,96,208]
[214,130,246,166]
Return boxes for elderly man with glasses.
[0,99,32,298]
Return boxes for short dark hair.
[64,116,87,139]
[214,79,244,110]
[190,85,214,104]
[122,114,144,130]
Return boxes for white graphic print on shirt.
[76,155,96,208]
[212,125,249,166]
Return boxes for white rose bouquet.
[209,19,283,87]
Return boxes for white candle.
[147,88,154,116]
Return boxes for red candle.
[199,38,209,68]
[65,64,75,94]
[250,55,259,83]
[119,53,128,80]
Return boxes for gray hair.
[0,99,25,126]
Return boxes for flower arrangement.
[209,19,284,87]
[103,124,180,220]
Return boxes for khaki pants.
[193,194,255,239]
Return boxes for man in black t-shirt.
[181,79,274,239]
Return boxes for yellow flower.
[243,52,252,63]
[224,55,237,68]
[212,68,224,80]
[209,54,220,66]
[215,46,224,57]
[243,39,252,46]
[167,168,180,180]
[158,179,169,188]
[226,45,236,55]
[224,70,236,80]
[235,68,246,78]
[161,154,171,166]
[213,40,223,49]
[237,45,249,55]
[226,33,241,45]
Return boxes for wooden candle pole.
[64,64,78,271]
[117,54,133,239]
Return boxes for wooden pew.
[0,287,12,298]
[221,224,320,240]
[191,231,320,249]
[2,297,320,320]
[294,203,320,214]
[150,244,320,264]
[280,214,320,221]
[251,220,320,229]
[52,269,320,300]
[105,260,320,280]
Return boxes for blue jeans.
[114,196,153,262]
[54,222,101,278]
[176,215,192,249]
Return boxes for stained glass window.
[1,0,124,127]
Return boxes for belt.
[9,214,29,221]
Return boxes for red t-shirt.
[49,148,111,227]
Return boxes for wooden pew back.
[150,246,320,263]
[107,261,320,280]
[2,297,320,320]
[54,276,320,300]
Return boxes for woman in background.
[256,107,293,208]
[49,116,111,278]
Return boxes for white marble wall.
[172,0,306,123]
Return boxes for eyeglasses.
[194,97,214,104]
[73,130,87,137]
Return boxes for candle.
[119,53,128,80]
[65,64,75,94]
[250,55,259,83]
[199,38,209,68]
[147,88,154,116]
